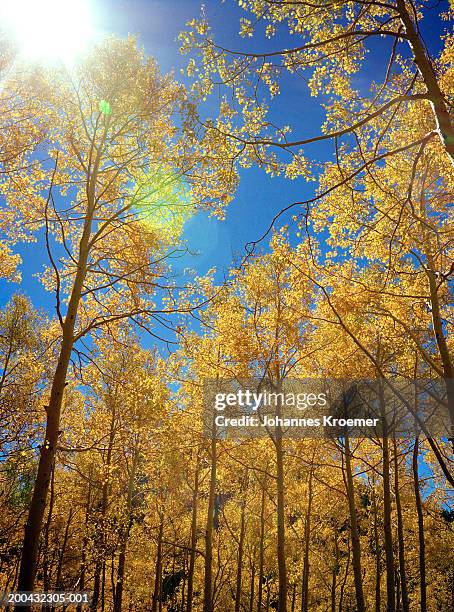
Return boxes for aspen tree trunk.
[92,404,117,611]
[205,360,221,612]
[55,509,73,589]
[181,553,187,611]
[343,434,366,612]
[372,488,381,612]
[412,438,427,612]
[382,437,395,612]
[204,434,217,612]
[291,584,296,612]
[393,439,409,612]
[77,478,92,612]
[5,558,19,593]
[249,561,256,612]
[300,463,313,612]
[234,493,246,612]
[187,457,200,612]
[101,561,106,612]
[395,572,401,612]
[16,130,106,601]
[275,426,287,612]
[152,515,164,612]
[379,380,396,612]
[338,542,350,612]
[114,449,139,612]
[274,384,288,612]
[330,528,339,612]
[257,473,267,612]
[114,544,127,612]
[396,0,454,167]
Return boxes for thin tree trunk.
[379,381,395,612]
[101,560,106,612]
[234,490,247,612]
[181,551,187,611]
[92,403,117,611]
[300,463,313,612]
[204,434,217,612]
[187,456,200,612]
[338,540,350,612]
[249,561,256,612]
[393,438,409,612]
[412,438,427,612]
[343,434,365,612]
[257,473,267,612]
[114,449,139,612]
[330,527,338,612]
[274,386,287,612]
[55,508,73,589]
[372,487,381,612]
[77,476,92,612]
[152,515,164,612]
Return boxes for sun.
[0,0,96,65]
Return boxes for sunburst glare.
[0,0,96,65]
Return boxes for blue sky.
[0,0,448,320]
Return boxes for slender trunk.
[92,406,117,611]
[249,561,256,612]
[372,488,381,612]
[257,474,267,612]
[235,493,247,612]
[181,552,187,611]
[291,583,296,612]
[343,434,366,612]
[330,528,338,612]
[396,569,401,612]
[187,458,200,612]
[6,556,19,592]
[16,136,105,600]
[77,477,92,612]
[101,560,106,612]
[114,449,139,612]
[382,434,395,612]
[300,464,313,612]
[412,438,427,611]
[115,545,127,612]
[204,434,217,612]
[393,439,409,612]
[274,386,287,612]
[396,0,454,167]
[380,381,395,612]
[152,515,164,612]
[338,540,350,612]
[55,508,73,589]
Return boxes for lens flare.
[99,100,112,116]
[133,169,194,241]
[0,0,96,65]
